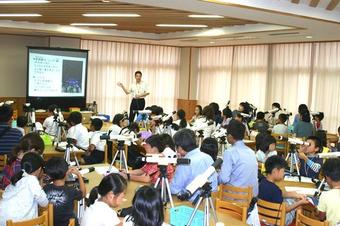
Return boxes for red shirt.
[141,163,174,184]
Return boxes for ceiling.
[1,0,340,46]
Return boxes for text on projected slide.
[29,53,86,97]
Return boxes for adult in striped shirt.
[297,136,323,179]
[0,104,22,155]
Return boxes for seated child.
[200,137,218,161]
[43,104,58,136]
[256,134,277,163]
[317,158,340,226]
[0,152,48,225]
[67,111,89,150]
[0,133,45,189]
[297,136,323,179]
[82,118,106,164]
[16,115,27,136]
[44,157,86,226]
[272,114,289,135]
[253,112,269,133]
[258,155,309,226]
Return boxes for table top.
[81,164,248,226]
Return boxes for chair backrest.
[68,219,75,226]
[296,209,329,226]
[104,144,108,164]
[0,154,7,171]
[48,203,53,226]
[0,189,4,199]
[257,198,286,226]
[218,184,253,207]
[6,211,48,226]
[271,133,289,157]
[216,198,247,223]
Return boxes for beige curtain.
[311,42,340,133]
[197,46,233,108]
[81,40,180,117]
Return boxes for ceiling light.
[83,13,140,17]
[305,35,313,39]
[209,41,215,44]
[189,14,223,18]
[0,0,49,3]
[71,23,117,26]
[156,24,207,28]
[0,13,41,17]
[101,0,110,2]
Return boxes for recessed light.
[305,36,313,39]
[0,0,49,3]
[0,13,41,17]
[209,41,215,44]
[70,23,117,26]
[83,13,140,17]
[101,0,110,2]
[188,15,224,18]
[156,24,208,28]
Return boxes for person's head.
[11,152,44,185]
[68,111,82,126]
[226,119,245,144]
[322,158,340,188]
[259,134,276,153]
[135,71,142,83]
[298,104,308,114]
[88,173,127,208]
[145,135,166,154]
[278,113,288,124]
[112,113,128,128]
[303,136,322,154]
[0,104,13,123]
[235,113,243,123]
[255,132,267,151]
[272,102,281,110]
[45,157,68,181]
[265,155,287,181]
[173,129,197,156]
[238,102,247,113]
[315,130,327,147]
[202,105,215,121]
[47,104,58,114]
[222,107,232,119]
[17,115,28,128]
[9,133,45,164]
[200,137,218,161]
[314,112,324,122]
[129,122,140,133]
[176,109,187,129]
[194,105,202,116]
[209,102,220,115]
[159,133,175,150]
[90,118,103,132]
[300,109,311,123]
[129,186,164,226]
[256,112,265,121]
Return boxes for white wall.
[0,34,49,97]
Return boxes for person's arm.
[31,177,49,207]
[69,168,86,197]
[286,199,309,212]
[298,149,321,174]
[117,82,131,95]
[218,150,233,184]
[170,165,190,195]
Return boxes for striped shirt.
[299,155,323,179]
[0,123,22,155]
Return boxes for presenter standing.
[117,71,149,122]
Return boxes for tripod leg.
[293,153,300,176]
[121,150,129,173]
[107,150,119,173]
[119,150,122,170]
[204,198,210,226]
[208,197,218,223]
[154,178,160,189]
[161,178,165,202]
[187,197,203,226]
[71,149,80,168]
[164,178,174,208]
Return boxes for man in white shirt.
[67,111,89,150]
[117,71,150,122]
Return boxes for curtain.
[81,40,180,117]
[268,43,312,116]
[197,46,233,108]
[230,45,269,110]
[311,42,340,133]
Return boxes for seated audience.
[252,111,269,133]
[189,105,203,124]
[170,129,218,201]
[219,120,258,196]
[294,109,314,138]
[67,111,89,150]
[221,106,232,128]
[256,134,277,163]
[0,152,48,226]
[43,104,58,136]
[44,157,85,226]
[258,156,309,226]
[200,137,218,161]
[272,113,289,135]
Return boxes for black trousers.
[129,98,145,122]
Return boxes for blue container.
[170,205,204,226]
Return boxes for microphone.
[177,158,223,201]
[278,136,310,146]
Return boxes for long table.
[82,164,248,226]
[44,144,85,160]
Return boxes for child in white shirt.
[81,174,127,226]
[256,134,278,163]
[0,152,48,226]
[43,105,58,136]
[67,111,89,150]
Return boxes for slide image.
[62,60,83,93]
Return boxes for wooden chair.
[47,203,53,226]
[68,219,75,226]
[0,154,7,172]
[218,184,253,208]
[296,209,329,226]
[257,198,286,226]
[6,211,48,226]
[216,198,247,223]
[272,133,289,157]
[0,189,3,199]
[104,143,108,164]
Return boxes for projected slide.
[28,53,86,97]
